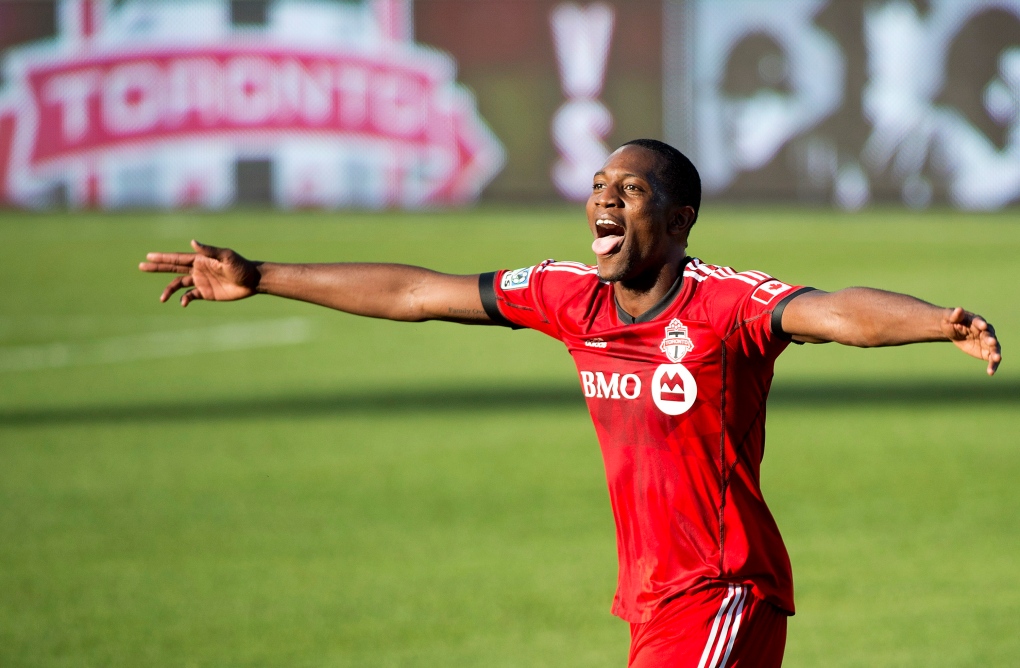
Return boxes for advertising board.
[1,0,1019,210]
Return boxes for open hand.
[138,240,260,306]
[942,307,1002,376]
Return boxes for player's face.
[586,146,686,283]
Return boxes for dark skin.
[139,144,1001,375]
[587,145,696,316]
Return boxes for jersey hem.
[612,579,795,624]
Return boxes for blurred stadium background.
[0,1,1017,666]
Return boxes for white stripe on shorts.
[697,585,748,668]
[719,588,748,668]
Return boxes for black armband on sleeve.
[478,272,521,329]
[771,287,817,342]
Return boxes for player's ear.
[669,206,696,241]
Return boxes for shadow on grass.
[0,379,1017,427]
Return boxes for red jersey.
[479,257,813,623]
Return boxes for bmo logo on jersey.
[580,371,641,399]
[651,364,698,415]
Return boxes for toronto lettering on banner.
[2,0,1018,210]
[0,0,504,209]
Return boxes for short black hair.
[621,139,701,221]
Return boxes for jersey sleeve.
[477,261,568,340]
[700,266,815,360]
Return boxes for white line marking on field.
[0,318,312,372]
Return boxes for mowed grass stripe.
[0,378,1016,427]
[0,317,312,372]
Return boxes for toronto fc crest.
[659,318,694,363]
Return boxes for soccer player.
[139,139,1001,667]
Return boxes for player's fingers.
[145,252,195,266]
[192,239,214,257]
[948,307,966,324]
[981,329,1002,375]
[161,277,182,302]
[160,275,193,302]
[180,288,203,307]
[139,261,193,274]
[191,239,231,260]
[195,238,238,262]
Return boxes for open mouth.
[593,218,625,257]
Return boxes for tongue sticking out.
[592,234,624,257]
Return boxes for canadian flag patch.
[751,280,792,305]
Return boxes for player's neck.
[615,252,688,320]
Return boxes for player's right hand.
[941,307,1002,376]
[138,240,260,307]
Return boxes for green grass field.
[1,206,1017,667]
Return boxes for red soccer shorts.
[628,584,787,668]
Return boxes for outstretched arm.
[781,288,1002,375]
[138,240,494,324]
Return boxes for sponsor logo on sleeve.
[501,266,533,290]
[659,318,694,362]
[651,363,697,415]
[751,280,792,305]
[584,338,608,349]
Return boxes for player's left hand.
[942,307,1002,376]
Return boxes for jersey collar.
[615,257,692,325]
